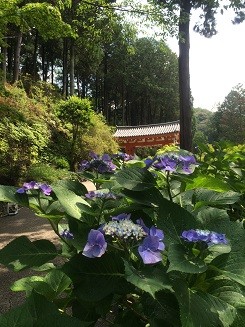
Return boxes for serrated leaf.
[115,167,156,191]
[51,184,91,219]
[0,292,82,327]
[174,281,222,327]
[44,269,71,296]
[62,252,130,302]
[193,188,240,209]
[185,175,232,192]
[0,185,29,206]
[167,244,207,274]
[211,253,245,287]
[157,197,197,245]
[124,260,173,298]
[0,236,58,271]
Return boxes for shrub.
[0,148,244,326]
[25,163,71,184]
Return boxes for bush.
[0,148,244,326]
[25,163,71,184]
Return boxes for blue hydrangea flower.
[138,235,164,264]
[111,213,131,221]
[79,153,117,174]
[153,155,178,172]
[145,151,198,175]
[60,229,74,240]
[39,183,52,196]
[17,181,52,196]
[82,229,107,258]
[181,229,228,246]
[113,152,134,161]
[85,191,117,200]
[178,155,197,174]
[137,220,165,264]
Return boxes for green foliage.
[26,163,71,184]
[210,84,245,143]
[56,96,93,129]
[0,146,244,326]
[79,113,119,157]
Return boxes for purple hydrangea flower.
[60,229,74,240]
[39,183,52,196]
[85,191,117,200]
[153,155,178,172]
[178,155,197,174]
[145,151,198,175]
[181,229,228,246]
[79,153,117,174]
[114,152,134,161]
[137,220,165,264]
[138,235,165,264]
[111,213,131,221]
[82,229,107,258]
[79,160,91,171]
[17,181,52,196]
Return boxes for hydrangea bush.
[0,148,244,327]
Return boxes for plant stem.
[166,171,173,202]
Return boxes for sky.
[166,9,245,111]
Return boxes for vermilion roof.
[114,121,180,138]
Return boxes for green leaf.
[193,188,240,209]
[0,292,83,326]
[157,197,197,245]
[52,184,91,220]
[0,185,29,206]
[185,175,232,192]
[44,269,72,297]
[141,291,181,326]
[12,270,72,300]
[167,244,207,274]
[115,167,156,191]
[0,236,58,271]
[54,179,87,196]
[124,260,173,298]
[174,281,222,327]
[62,252,130,302]
[211,253,245,287]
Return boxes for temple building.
[114,121,180,155]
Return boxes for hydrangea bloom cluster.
[60,229,74,240]
[181,229,228,246]
[79,152,117,174]
[103,213,146,240]
[82,213,165,264]
[85,191,117,200]
[145,152,197,174]
[113,152,134,162]
[17,181,52,196]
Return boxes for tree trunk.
[13,29,22,83]
[179,1,192,151]
[1,46,7,84]
[62,38,68,97]
[32,29,39,80]
[70,39,75,96]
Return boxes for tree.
[0,0,74,83]
[149,0,245,151]
[210,84,245,143]
[56,96,94,171]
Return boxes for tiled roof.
[114,121,180,138]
